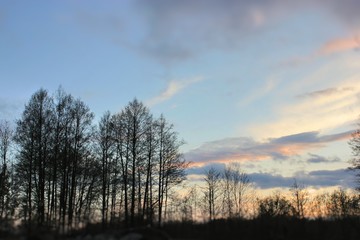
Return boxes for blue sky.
[1,0,360,191]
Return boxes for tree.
[349,125,360,190]
[121,99,152,226]
[203,167,221,221]
[14,89,55,226]
[258,192,294,218]
[221,163,251,218]
[2,89,188,229]
[327,188,360,219]
[14,88,98,230]
[0,120,15,223]
[289,179,308,218]
[97,111,115,227]
[155,115,187,226]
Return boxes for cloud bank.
[186,163,357,189]
[185,130,352,164]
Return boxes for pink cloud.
[318,36,360,55]
[185,130,353,165]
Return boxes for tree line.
[0,88,187,231]
[169,167,360,223]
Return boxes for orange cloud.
[318,36,360,55]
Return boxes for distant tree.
[258,192,294,218]
[349,123,360,190]
[327,188,360,219]
[307,192,330,219]
[203,167,221,221]
[289,179,308,218]
[187,185,199,221]
[221,163,251,218]
[0,120,15,223]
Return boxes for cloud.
[72,1,360,65]
[185,130,352,164]
[146,76,204,107]
[133,0,289,64]
[321,0,360,29]
[306,153,341,163]
[186,162,357,189]
[317,36,360,55]
[298,87,355,99]
[132,0,360,64]
[249,68,360,138]
[270,130,352,144]
[186,162,226,176]
[250,168,356,189]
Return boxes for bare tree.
[14,89,55,226]
[0,120,14,222]
[97,111,115,227]
[3,89,188,229]
[221,163,251,218]
[203,167,221,221]
[156,115,187,226]
[289,179,308,218]
[121,99,151,226]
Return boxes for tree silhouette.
[349,123,360,190]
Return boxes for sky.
[1,0,360,192]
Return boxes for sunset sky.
[1,0,360,191]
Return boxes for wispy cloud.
[317,36,360,55]
[185,130,352,165]
[281,35,360,67]
[306,153,341,164]
[297,87,355,99]
[146,76,204,107]
[249,65,360,138]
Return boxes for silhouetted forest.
[1,88,360,239]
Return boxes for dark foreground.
[1,217,360,240]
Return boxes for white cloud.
[248,57,360,139]
[146,76,204,107]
